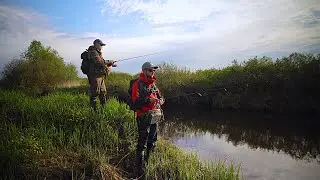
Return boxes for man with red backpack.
[130,61,165,179]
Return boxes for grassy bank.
[0,89,240,179]
[55,52,320,114]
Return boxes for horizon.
[0,0,319,77]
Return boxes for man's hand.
[105,60,118,67]
[159,98,165,105]
[149,98,158,103]
[105,65,111,73]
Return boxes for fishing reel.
[104,60,117,67]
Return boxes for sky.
[0,0,319,77]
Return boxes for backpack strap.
[151,82,162,99]
[136,79,162,104]
[137,79,148,98]
[138,80,159,97]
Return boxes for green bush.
[59,52,319,113]
[1,40,78,95]
[153,53,320,113]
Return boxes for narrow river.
[159,106,320,180]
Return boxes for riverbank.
[0,89,240,179]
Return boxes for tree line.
[1,40,319,114]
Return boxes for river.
[158,106,320,180]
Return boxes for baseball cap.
[93,39,106,46]
[142,62,158,70]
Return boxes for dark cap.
[93,39,106,46]
[142,62,158,70]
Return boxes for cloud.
[101,0,242,26]
[101,0,320,59]
[0,4,178,75]
[0,1,319,77]
[0,6,91,75]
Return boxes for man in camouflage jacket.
[87,39,116,111]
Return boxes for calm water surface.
[159,107,320,180]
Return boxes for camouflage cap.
[142,62,158,70]
[93,39,106,46]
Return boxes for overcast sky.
[0,0,319,76]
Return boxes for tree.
[0,40,78,95]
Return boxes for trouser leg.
[96,76,107,111]
[145,123,158,163]
[88,75,107,112]
[89,95,98,111]
[88,75,97,111]
[135,116,150,179]
[99,93,106,105]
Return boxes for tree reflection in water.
[158,107,320,164]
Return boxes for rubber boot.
[145,145,155,165]
[90,97,97,112]
[135,150,146,180]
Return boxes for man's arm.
[132,81,150,108]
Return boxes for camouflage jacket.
[87,46,113,76]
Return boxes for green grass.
[0,89,240,179]
[146,139,241,180]
[55,72,134,101]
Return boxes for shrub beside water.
[55,52,320,113]
[0,89,240,179]
[154,53,320,113]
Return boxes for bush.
[1,40,78,95]
[153,52,320,113]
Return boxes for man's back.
[87,45,106,76]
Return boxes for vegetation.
[1,40,319,114]
[0,40,78,96]
[55,71,134,102]
[0,89,240,179]
[1,39,318,179]
[55,52,320,114]
[154,53,320,113]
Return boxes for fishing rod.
[114,50,168,63]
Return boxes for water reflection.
[159,107,320,180]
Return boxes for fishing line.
[114,50,169,63]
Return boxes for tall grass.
[55,72,134,101]
[0,89,135,179]
[0,89,240,179]
[55,52,320,114]
[154,53,320,113]
[146,139,241,180]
